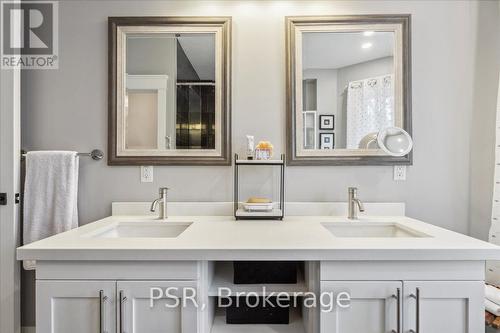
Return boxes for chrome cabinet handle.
[410,288,420,333]
[390,288,401,333]
[99,290,108,333]
[119,290,127,333]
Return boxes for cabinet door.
[403,281,483,333]
[37,280,116,333]
[117,281,198,333]
[321,281,402,333]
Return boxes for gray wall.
[126,37,176,76]
[20,0,500,326]
[337,56,394,93]
[469,1,500,240]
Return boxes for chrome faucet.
[348,187,365,220]
[150,187,169,220]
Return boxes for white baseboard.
[21,327,35,333]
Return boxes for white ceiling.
[178,34,215,81]
[302,31,394,70]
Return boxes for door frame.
[0,64,22,332]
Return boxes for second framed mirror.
[286,15,412,165]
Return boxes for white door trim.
[0,64,22,331]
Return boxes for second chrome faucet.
[151,187,169,220]
[348,187,365,220]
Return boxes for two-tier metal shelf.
[233,153,285,220]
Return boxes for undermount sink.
[85,221,193,238]
[322,222,429,238]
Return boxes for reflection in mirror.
[125,33,216,151]
[301,31,395,150]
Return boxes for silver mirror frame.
[285,15,412,166]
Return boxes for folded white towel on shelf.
[486,284,500,306]
[486,299,500,316]
[22,151,79,270]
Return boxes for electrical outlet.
[141,166,153,183]
[393,165,406,181]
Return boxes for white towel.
[486,299,500,316]
[486,284,500,306]
[23,151,79,270]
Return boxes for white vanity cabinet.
[320,261,485,333]
[37,280,116,333]
[34,260,488,333]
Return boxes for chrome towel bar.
[21,149,104,161]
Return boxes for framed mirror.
[108,17,231,165]
[286,15,412,165]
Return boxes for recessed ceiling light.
[363,31,374,36]
[361,42,373,49]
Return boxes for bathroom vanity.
[17,203,500,333]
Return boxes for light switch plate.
[141,166,153,183]
[393,165,406,181]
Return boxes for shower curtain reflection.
[346,74,394,149]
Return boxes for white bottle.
[246,135,255,160]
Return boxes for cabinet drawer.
[36,261,199,280]
[320,261,484,281]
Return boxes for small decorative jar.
[255,141,274,160]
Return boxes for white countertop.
[16,215,500,261]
